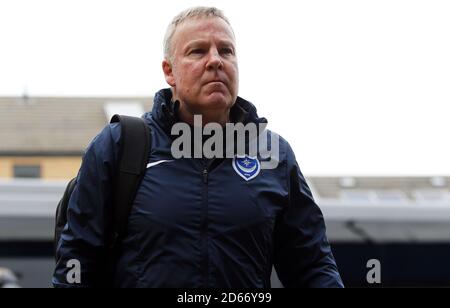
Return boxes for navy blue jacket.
[53,88,343,288]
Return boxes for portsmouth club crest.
[232,155,261,181]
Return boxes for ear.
[162,60,176,87]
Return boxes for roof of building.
[308,176,450,201]
[0,96,153,155]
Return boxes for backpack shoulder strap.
[110,114,151,247]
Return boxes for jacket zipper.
[202,166,209,287]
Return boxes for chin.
[202,93,232,108]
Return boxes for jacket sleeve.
[52,123,121,288]
[273,142,344,288]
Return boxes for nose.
[206,48,223,71]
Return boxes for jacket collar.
[146,88,267,135]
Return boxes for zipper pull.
[203,169,208,184]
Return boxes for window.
[413,190,450,203]
[13,165,41,178]
[340,189,409,204]
[374,190,408,203]
[340,190,376,203]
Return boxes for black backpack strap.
[109,114,151,247]
[54,177,77,259]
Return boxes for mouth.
[205,77,227,85]
[206,81,225,86]
[204,80,227,90]
[204,82,228,97]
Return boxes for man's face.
[163,17,239,116]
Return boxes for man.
[53,6,344,288]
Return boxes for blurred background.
[1,0,449,287]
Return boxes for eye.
[190,48,205,55]
[220,48,234,55]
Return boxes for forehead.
[172,17,235,48]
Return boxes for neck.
[176,100,231,127]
